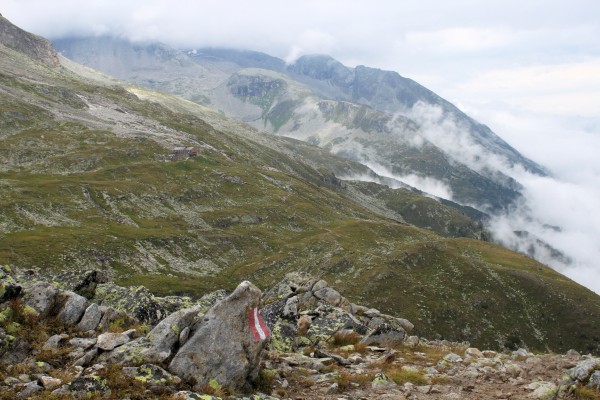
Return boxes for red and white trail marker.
[248,307,271,343]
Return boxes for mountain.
[2,19,600,353]
[0,13,59,67]
[55,39,545,213]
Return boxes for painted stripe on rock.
[248,307,271,342]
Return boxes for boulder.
[169,281,269,391]
[96,306,129,332]
[76,303,103,331]
[96,332,130,351]
[42,334,68,350]
[101,304,202,364]
[22,282,59,318]
[371,372,397,389]
[312,285,342,307]
[361,322,407,347]
[57,291,88,324]
[564,357,600,383]
[465,347,484,359]
[92,282,164,324]
[588,370,600,389]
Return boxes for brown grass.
[336,370,376,390]
[383,365,428,385]
[330,331,362,347]
[574,387,600,400]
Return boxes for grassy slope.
[1,44,599,354]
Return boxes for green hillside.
[1,41,599,354]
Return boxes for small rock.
[416,385,431,394]
[179,326,190,346]
[314,349,351,366]
[17,381,43,398]
[4,376,20,386]
[371,372,397,389]
[566,349,581,357]
[512,348,530,359]
[348,354,365,364]
[443,393,461,400]
[326,382,339,394]
[43,333,69,350]
[588,370,600,389]
[404,335,420,347]
[66,375,109,395]
[69,337,97,349]
[123,328,137,338]
[76,303,103,331]
[73,348,98,367]
[529,381,557,399]
[465,347,484,358]
[96,332,130,350]
[443,353,463,363]
[38,375,62,389]
[313,286,343,307]
[123,363,181,385]
[364,308,381,318]
[395,318,414,333]
[174,391,221,400]
[483,350,498,358]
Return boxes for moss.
[22,306,37,317]
[268,323,294,353]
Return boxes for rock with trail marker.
[168,281,270,391]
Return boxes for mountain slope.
[2,23,600,353]
[54,39,543,213]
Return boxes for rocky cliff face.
[0,15,60,68]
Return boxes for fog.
[388,103,600,294]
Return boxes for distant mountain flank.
[54,38,545,213]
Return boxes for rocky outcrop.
[169,281,269,390]
[2,267,599,399]
[0,15,60,67]
[263,273,413,352]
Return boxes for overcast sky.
[3,0,600,293]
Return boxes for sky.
[3,0,600,293]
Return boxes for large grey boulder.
[169,281,269,390]
[57,291,88,324]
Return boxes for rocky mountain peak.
[0,15,60,67]
[287,54,354,86]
